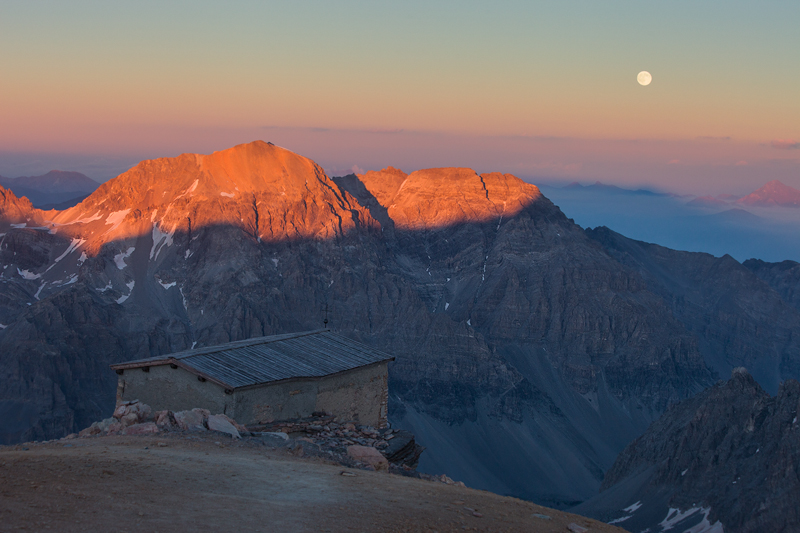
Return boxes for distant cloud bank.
[771,139,800,150]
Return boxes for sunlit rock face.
[0,186,43,228]
[358,166,541,229]
[1,140,796,510]
[49,141,376,254]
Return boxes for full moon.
[637,71,652,86]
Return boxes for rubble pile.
[251,413,424,469]
[79,400,246,439]
[78,401,428,477]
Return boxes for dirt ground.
[0,434,625,533]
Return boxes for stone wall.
[116,364,233,416]
[116,361,390,427]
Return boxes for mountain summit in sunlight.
[737,180,800,208]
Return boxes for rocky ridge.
[575,369,800,533]
[586,226,800,393]
[0,140,795,508]
[744,258,800,312]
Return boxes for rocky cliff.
[744,258,800,312]
[575,368,800,533]
[586,226,800,393]
[0,141,793,509]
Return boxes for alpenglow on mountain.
[1,141,799,520]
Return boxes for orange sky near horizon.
[0,1,798,193]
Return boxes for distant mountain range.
[564,181,670,197]
[685,180,800,209]
[0,170,98,209]
[557,179,800,210]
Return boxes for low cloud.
[771,139,800,150]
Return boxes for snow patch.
[150,225,175,260]
[34,282,46,300]
[271,258,279,268]
[17,268,41,280]
[682,469,688,476]
[46,238,87,272]
[105,209,131,232]
[191,341,197,349]
[10,223,26,228]
[116,281,135,304]
[0,323,6,329]
[220,192,235,198]
[445,302,450,310]
[71,211,103,224]
[150,210,158,222]
[184,249,192,259]
[607,515,631,525]
[659,507,723,533]
[157,279,177,290]
[78,252,88,265]
[467,319,471,326]
[114,247,135,270]
[623,501,642,513]
[97,280,113,292]
[179,287,188,310]
[793,417,797,424]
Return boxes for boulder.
[347,445,389,472]
[78,417,117,437]
[154,410,179,430]
[207,414,241,439]
[121,422,160,436]
[113,400,152,426]
[174,410,206,431]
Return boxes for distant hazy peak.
[737,179,800,208]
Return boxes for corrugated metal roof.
[110,330,394,390]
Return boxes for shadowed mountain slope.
[586,226,800,393]
[744,258,800,312]
[575,369,800,533]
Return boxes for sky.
[1,1,798,194]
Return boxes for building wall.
[116,364,234,415]
[235,362,389,428]
[117,361,390,428]
[314,361,388,427]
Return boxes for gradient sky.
[1,1,798,194]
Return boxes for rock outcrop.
[575,369,800,533]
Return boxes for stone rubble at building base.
[78,400,433,479]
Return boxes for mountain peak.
[737,180,800,208]
[359,167,541,230]
[49,141,373,251]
